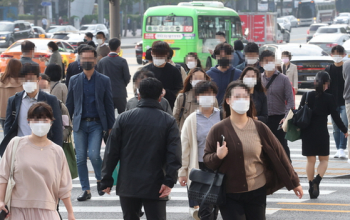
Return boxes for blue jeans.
[331,105,348,150]
[74,120,103,191]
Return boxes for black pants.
[113,97,127,115]
[267,114,291,161]
[120,196,166,220]
[219,186,266,220]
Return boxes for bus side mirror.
[244,28,249,36]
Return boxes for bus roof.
[144,5,239,17]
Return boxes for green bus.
[142,1,243,69]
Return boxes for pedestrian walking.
[66,45,115,201]
[178,81,220,220]
[325,45,348,159]
[142,41,183,109]
[97,38,131,114]
[299,71,348,199]
[44,64,68,103]
[42,17,48,30]
[239,66,268,123]
[204,81,303,220]
[232,40,245,67]
[206,43,242,106]
[173,67,218,131]
[344,60,350,163]
[0,59,23,129]
[0,63,63,156]
[236,42,264,73]
[125,70,172,115]
[281,51,298,94]
[185,52,203,72]
[168,49,187,82]
[41,41,62,68]
[84,32,96,48]
[137,48,152,71]
[19,40,38,66]
[0,102,75,220]
[96,31,110,62]
[260,50,294,161]
[66,44,86,88]
[59,16,64,25]
[208,31,227,57]
[100,77,182,220]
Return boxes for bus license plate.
[307,77,315,81]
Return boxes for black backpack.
[235,51,245,65]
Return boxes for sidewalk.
[120,29,142,49]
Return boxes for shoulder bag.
[63,135,78,179]
[293,92,313,129]
[4,137,21,211]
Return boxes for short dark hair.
[234,40,244,51]
[44,64,62,81]
[87,41,96,48]
[77,44,88,55]
[21,63,40,77]
[40,73,51,82]
[145,48,152,61]
[315,71,330,96]
[168,49,174,59]
[214,43,234,56]
[21,40,35,53]
[47,41,58,52]
[244,42,259,54]
[152,41,170,57]
[194,81,218,97]
[259,50,275,61]
[133,70,155,82]
[282,51,292,60]
[108,38,121,51]
[139,77,163,100]
[77,41,86,47]
[96,31,106,38]
[331,45,345,54]
[216,31,225,38]
[27,102,55,121]
[80,45,97,58]
[85,32,93,39]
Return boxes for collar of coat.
[137,98,164,111]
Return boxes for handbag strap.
[198,171,219,219]
[9,137,20,179]
[178,93,186,121]
[265,73,279,90]
[50,82,60,93]
[305,92,310,105]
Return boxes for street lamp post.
[109,0,121,39]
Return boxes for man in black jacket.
[65,44,86,87]
[101,78,182,220]
[0,63,63,156]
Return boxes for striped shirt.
[261,71,294,117]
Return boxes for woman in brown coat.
[203,81,303,220]
[0,59,23,129]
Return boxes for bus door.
[225,20,232,45]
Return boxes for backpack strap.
[265,73,279,90]
[51,82,60,93]
[178,93,186,121]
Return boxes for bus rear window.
[146,16,193,32]
[297,3,316,19]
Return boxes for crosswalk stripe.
[300,182,350,187]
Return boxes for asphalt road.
[2,26,350,219]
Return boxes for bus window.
[231,17,242,38]
[198,16,236,39]
[297,3,316,19]
[146,16,193,32]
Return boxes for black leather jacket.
[101,99,182,199]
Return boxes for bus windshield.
[297,3,316,19]
[146,16,193,32]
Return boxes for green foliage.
[81,14,99,25]
[18,14,43,20]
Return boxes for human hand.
[293,185,303,199]
[68,212,75,220]
[254,117,258,120]
[161,89,166,98]
[344,132,348,138]
[0,201,8,216]
[216,141,228,160]
[108,129,112,135]
[280,118,285,124]
[102,187,111,195]
[178,176,187,187]
[159,184,171,198]
[208,49,213,55]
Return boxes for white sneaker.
[333,150,340,158]
[339,149,346,159]
[189,207,200,220]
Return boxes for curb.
[121,44,135,49]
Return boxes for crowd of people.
[0,31,348,220]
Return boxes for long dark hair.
[1,58,22,83]
[180,67,211,93]
[223,81,256,118]
[315,71,330,96]
[239,66,265,93]
[185,52,203,69]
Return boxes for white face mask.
[48,49,52,53]
[191,80,201,88]
[246,58,258,65]
[187,61,197,69]
[198,96,215,108]
[264,63,275,72]
[243,77,257,88]
[153,58,166,66]
[231,98,250,115]
[30,122,51,137]
[96,39,103,45]
[23,82,37,94]
[282,58,290,63]
[332,55,343,63]
[42,89,50,94]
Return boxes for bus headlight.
[313,17,316,20]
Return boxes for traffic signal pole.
[109,0,121,39]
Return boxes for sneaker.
[189,207,200,220]
[339,149,346,159]
[333,150,340,158]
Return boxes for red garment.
[59,19,63,25]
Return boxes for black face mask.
[218,57,230,68]
[83,38,88,42]
[81,61,94,70]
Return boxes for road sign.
[41,1,52,7]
